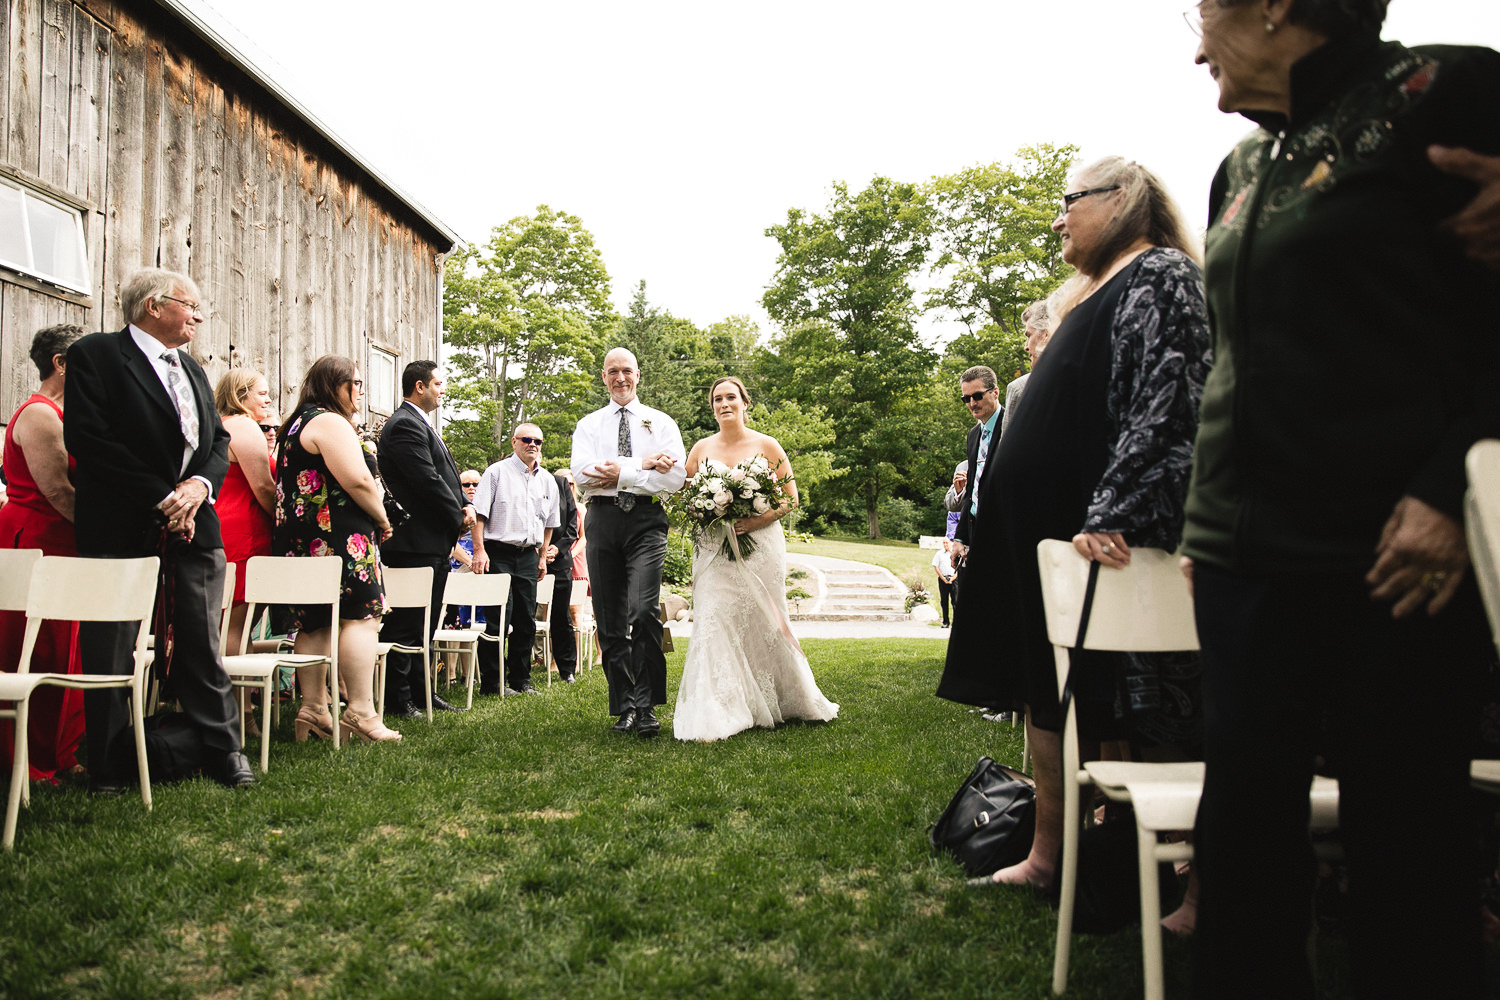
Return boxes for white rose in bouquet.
[743,478,761,491]
[713,490,734,511]
[740,488,755,499]
[706,478,725,494]
[752,495,772,514]
[727,467,746,482]
[750,456,770,475]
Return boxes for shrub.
[786,568,809,581]
[786,586,812,603]
[904,581,930,613]
[663,531,694,587]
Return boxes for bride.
[673,376,839,742]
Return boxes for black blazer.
[64,328,230,555]
[379,400,465,558]
[953,412,1001,547]
[547,472,578,572]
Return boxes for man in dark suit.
[64,268,252,792]
[949,364,1002,574]
[543,467,580,682]
[378,361,472,717]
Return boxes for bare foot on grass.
[1162,866,1200,937]
[985,856,1056,892]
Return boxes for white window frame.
[0,175,92,296]
[367,346,397,416]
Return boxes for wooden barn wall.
[0,0,445,425]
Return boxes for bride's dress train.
[673,520,838,741]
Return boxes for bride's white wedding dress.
[673,520,839,741]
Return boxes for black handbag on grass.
[929,756,1037,877]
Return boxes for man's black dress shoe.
[513,682,541,695]
[478,686,503,697]
[88,779,130,798]
[391,702,424,719]
[636,708,661,738]
[611,710,637,733]
[430,694,465,712]
[208,751,256,789]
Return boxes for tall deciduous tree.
[762,177,936,538]
[927,143,1077,334]
[442,206,614,470]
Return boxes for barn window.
[368,346,397,416]
[0,176,92,295]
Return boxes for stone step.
[820,581,893,590]
[793,611,911,622]
[821,600,907,611]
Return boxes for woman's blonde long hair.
[214,367,267,419]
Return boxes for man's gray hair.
[120,268,199,323]
[960,366,997,391]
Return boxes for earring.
[1265,20,1276,32]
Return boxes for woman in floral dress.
[273,355,398,743]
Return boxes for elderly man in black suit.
[64,267,252,792]
[377,360,472,717]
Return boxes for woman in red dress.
[0,324,85,782]
[213,368,276,660]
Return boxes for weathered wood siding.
[0,0,447,423]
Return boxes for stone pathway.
[666,552,951,641]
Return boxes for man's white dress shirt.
[570,398,686,500]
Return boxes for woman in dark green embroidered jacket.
[1181,1,1500,997]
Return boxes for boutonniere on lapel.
[640,417,653,433]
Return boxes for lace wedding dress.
[673,520,838,741]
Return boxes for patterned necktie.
[617,407,632,458]
[616,408,635,511]
[160,352,199,444]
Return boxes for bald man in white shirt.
[570,348,685,737]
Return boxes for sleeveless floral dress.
[272,406,387,630]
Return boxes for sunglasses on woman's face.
[258,424,276,433]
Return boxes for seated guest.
[214,368,276,662]
[274,355,398,743]
[0,324,85,782]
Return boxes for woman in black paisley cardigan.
[942,156,1210,905]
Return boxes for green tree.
[926,143,1077,335]
[612,283,759,448]
[762,175,936,538]
[442,206,614,469]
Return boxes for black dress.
[937,248,1210,739]
[273,406,388,631]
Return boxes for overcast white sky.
[193,0,1500,346]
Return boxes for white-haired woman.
[940,158,1210,909]
[1182,1,1500,994]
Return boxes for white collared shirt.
[570,397,686,500]
[129,322,212,497]
[473,454,560,546]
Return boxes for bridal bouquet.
[668,454,794,559]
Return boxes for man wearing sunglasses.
[378,361,473,717]
[471,423,561,696]
[948,366,1002,571]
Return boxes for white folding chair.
[570,580,596,672]
[375,565,435,719]
[1039,540,1338,1000]
[433,572,511,709]
[223,555,342,760]
[2,555,160,851]
[533,575,556,686]
[1465,441,1500,792]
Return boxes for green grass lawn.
[0,640,1195,999]
[788,536,935,587]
